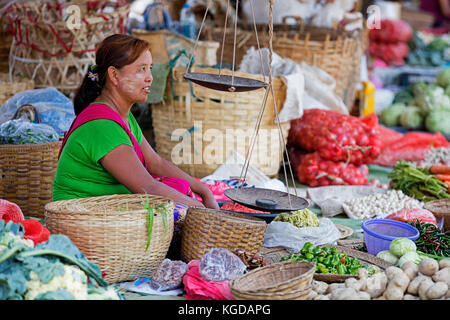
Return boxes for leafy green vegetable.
[389,160,450,202]
[397,251,423,267]
[415,85,450,115]
[436,67,450,88]
[425,109,450,134]
[380,103,406,126]
[399,106,423,129]
[390,238,417,258]
[376,250,399,265]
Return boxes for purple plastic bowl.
[361,219,420,256]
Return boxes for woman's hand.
[200,191,220,210]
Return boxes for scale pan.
[224,188,309,213]
[183,72,268,92]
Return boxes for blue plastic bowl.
[361,219,420,256]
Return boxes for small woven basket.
[0,73,35,107]
[0,141,61,218]
[180,207,267,263]
[44,194,174,283]
[229,260,315,300]
[424,199,450,232]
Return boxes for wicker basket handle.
[281,16,304,33]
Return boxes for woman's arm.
[439,0,450,18]
[100,144,205,208]
[140,138,219,209]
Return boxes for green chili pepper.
[305,253,314,260]
[319,267,329,274]
[338,264,347,274]
[312,246,322,256]
[318,256,325,263]
[324,256,332,266]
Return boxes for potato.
[418,278,434,300]
[345,277,364,291]
[401,261,418,280]
[439,259,450,269]
[365,272,388,298]
[357,292,371,300]
[385,266,404,280]
[432,267,450,285]
[403,294,420,300]
[426,282,448,300]
[407,275,428,295]
[418,258,439,276]
[330,287,358,300]
[312,280,328,295]
[383,287,404,300]
[391,272,411,291]
[326,283,346,294]
[308,290,318,300]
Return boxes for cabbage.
[415,85,448,114]
[376,250,399,265]
[389,237,417,258]
[411,81,427,97]
[399,106,424,129]
[425,109,450,134]
[446,84,450,97]
[397,251,423,267]
[380,103,406,126]
[436,67,450,88]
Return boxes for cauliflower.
[0,232,34,255]
[25,265,88,300]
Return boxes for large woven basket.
[0,73,35,107]
[0,15,12,74]
[44,194,174,283]
[5,0,130,96]
[180,207,267,263]
[0,141,61,218]
[132,28,219,66]
[206,22,366,109]
[151,65,290,179]
[424,199,450,232]
[229,260,315,300]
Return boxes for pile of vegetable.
[389,160,450,202]
[368,19,413,66]
[0,220,122,300]
[342,189,424,220]
[407,32,450,67]
[429,164,450,192]
[380,68,450,135]
[310,258,450,300]
[405,220,450,260]
[418,147,450,167]
[273,208,320,228]
[280,242,377,276]
[0,119,59,145]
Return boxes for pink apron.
[58,103,193,196]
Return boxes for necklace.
[106,98,130,130]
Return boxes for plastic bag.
[149,259,189,291]
[198,248,247,282]
[0,87,75,135]
[0,119,59,144]
[0,199,24,223]
[263,218,342,254]
[183,260,234,300]
[385,208,437,226]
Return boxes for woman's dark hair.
[73,34,151,115]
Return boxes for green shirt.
[52,102,143,201]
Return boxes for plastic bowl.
[361,219,420,256]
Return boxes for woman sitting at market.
[52,34,219,212]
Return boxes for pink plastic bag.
[195,179,232,202]
[0,199,24,223]
[385,208,437,226]
[182,260,234,300]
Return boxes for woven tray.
[424,199,450,232]
[229,260,315,300]
[259,244,393,283]
[335,224,354,239]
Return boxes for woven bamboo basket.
[229,261,315,300]
[0,73,35,107]
[0,15,12,74]
[5,0,129,96]
[44,194,174,283]
[424,199,450,232]
[180,207,267,263]
[205,21,366,109]
[151,65,290,179]
[0,141,61,218]
[132,28,220,66]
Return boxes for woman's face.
[115,49,153,103]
